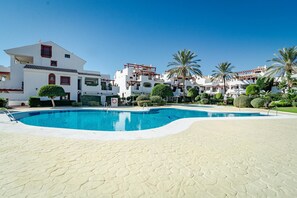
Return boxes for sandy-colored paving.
[0,118,297,197]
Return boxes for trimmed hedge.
[72,102,82,107]
[251,98,265,108]
[88,101,100,106]
[29,96,41,107]
[0,98,8,107]
[81,95,101,106]
[40,100,75,107]
[233,95,252,108]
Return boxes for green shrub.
[72,102,82,107]
[28,96,40,107]
[200,98,209,104]
[0,98,8,107]
[227,97,234,105]
[200,93,209,99]
[150,96,164,105]
[81,95,101,106]
[88,101,100,106]
[292,101,297,107]
[187,88,199,101]
[215,93,223,100]
[137,100,152,107]
[246,84,260,96]
[195,95,201,102]
[269,100,292,107]
[39,100,75,107]
[136,94,150,102]
[251,98,265,108]
[233,95,252,108]
[151,84,173,99]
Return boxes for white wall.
[24,69,78,101]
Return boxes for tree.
[265,47,297,90]
[151,84,173,99]
[38,85,66,107]
[167,49,202,101]
[187,88,198,102]
[256,77,274,92]
[211,62,235,94]
[246,84,260,96]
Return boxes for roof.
[24,65,78,73]
[78,72,101,77]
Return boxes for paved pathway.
[0,118,297,197]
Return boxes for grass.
[276,107,297,113]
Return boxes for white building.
[196,66,267,96]
[0,41,118,106]
[161,73,200,97]
[114,63,164,98]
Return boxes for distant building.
[114,63,164,98]
[0,41,118,106]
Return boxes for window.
[65,54,70,58]
[48,73,56,84]
[143,82,152,88]
[85,78,98,86]
[41,45,52,58]
[60,76,71,85]
[51,60,57,66]
[60,93,70,100]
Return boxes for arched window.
[48,73,56,84]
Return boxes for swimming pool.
[14,108,265,131]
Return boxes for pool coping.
[1,105,296,140]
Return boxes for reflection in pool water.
[14,108,265,131]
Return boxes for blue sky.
[1,0,297,77]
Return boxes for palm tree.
[265,47,297,89]
[167,49,202,101]
[211,62,235,94]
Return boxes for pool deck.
[0,105,297,197]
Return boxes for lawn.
[276,107,297,113]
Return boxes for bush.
[151,84,173,99]
[136,94,150,102]
[195,95,201,102]
[246,84,260,96]
[215,93,223,100]
[292,101,297,107]
[40,100,75,107]
[200,98,209,104]
[187,88,198,101]
[150,96,164,105]
[81,95,101,106]
[200,93,209,99]
[72,102,82,107]
[269,100,292,108]
[88,101,100,106]
[0,98,8,107]
[137,100,152,107]
[227,97,234,105]
[28,96,40,107]
[233,95,252,108]
[251,98,265,108]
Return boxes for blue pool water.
[14,108,265,131]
